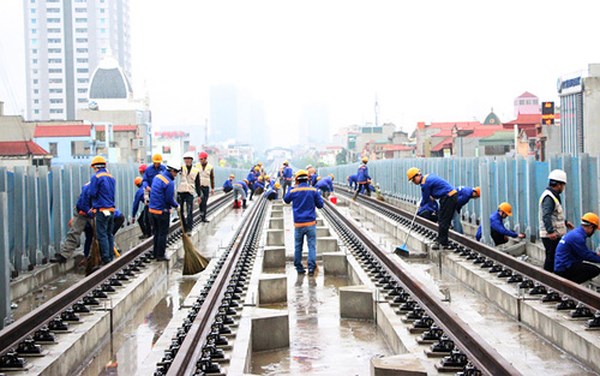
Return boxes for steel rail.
[323,201,520,375]
[167,197,267,376]
[342,188,600,310]
[0,192,231,356]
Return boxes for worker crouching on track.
[149,165,180,261]
[177,152,201,235]
[233,179,249,209]
[408,168,457,250]
[554,212,600,284]
[315,174,335,200]
[132,177,151,239]
[284,169,324,276]
[476,202,526,256]
[88,156,117,265]
[264,182,281,200]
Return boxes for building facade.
[24,0,131,120]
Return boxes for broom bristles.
[182,231,209,275]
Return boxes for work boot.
[50,253,67,264]
[242,200,247,209]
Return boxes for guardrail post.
[38,166,50,261]
[0,190,11,329]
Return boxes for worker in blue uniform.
[475,202,526,255]
[223,174,235,193]
[148,165,180,261]
[307,165,318,186]
[246,166,259,200]
[554,212,600,284]
[452,186,480,234]
[284,169,324,276]
[132,176,151,239]
[141,154,165,234]
[51,181,93,263]
[353,157,371,199]
[233,179,249,209]
[408,167,456,250]
[88,156,117,264]
[347,174,358,190]
[254,176,265,195]
[264,182,281,200]
[418,197,439,222]
[315,174,335,199]
[264,175,275,189]
[281,161,294,196]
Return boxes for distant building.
[24,0,131,121]
[299,103,330,145]
[513,91,540,117]
[152,131,190,166]
[557,63,600,155]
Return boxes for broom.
[179,207,209,275]
[375,183,385,202]
[86,218,102,275]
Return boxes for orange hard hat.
[134,177,143,186]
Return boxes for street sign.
[542,101,555,125]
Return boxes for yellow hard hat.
[275,182,281,189]
[407,167,420,181]
[134,177,143,186]
[257,162,262,166]
[152,154,163,163]
[90,155,106,166]
[229,174,235,179]
[498,202,513,217]
[264,175,270,180]
[581,212,600,229]
[258,176,263,181]
[254,166,260,171]
[283,160,289,165]
[362,157,369,163]
[329,173,335,181]
[295,169,308,179]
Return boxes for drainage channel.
[341,192,600,374]
[0,193,231,375]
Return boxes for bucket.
[330,195,337,205]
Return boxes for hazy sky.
[1,0,600,147]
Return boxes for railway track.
[0,192,232,372]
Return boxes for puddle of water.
[251,265,391,375]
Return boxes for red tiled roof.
[380,144,414,151]
[96,125,138,132]
[431,137,453,152]
[504,113,541,126]
[34,125,91,137]
[0,141,50,156]
[517,91,537,98]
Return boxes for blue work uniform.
[418,197,439,222]
[348,174,358,189]
[88,167,116,263]
[284,182,324,273]
[419,174,457,247]
[310,173,319,187]
[554,226,600,284]
[264,186,279,200]
[149,171,178,259]
[223,179,234,192]
[315,176,334,193]
[453,186,475,234]
[142,164,166,190]
[476,211,518,245]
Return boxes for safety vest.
[178,164,199,194]
[197,163,213,187]
[539,189,566,237]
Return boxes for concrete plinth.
[251,308,289,352]
[339,285,374,320]
[323,252,347,275]
[271,209,284,218]
[316,218,324,226]
[371,354,427,376]
[266,229,284,246]
[316,226,330,237]
[269,218,284,229]
[258,274,287,305]
[263,247,286,270]
[317,237,338,253]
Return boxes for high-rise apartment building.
[24,0,131,120]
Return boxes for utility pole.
[204,118,208,145]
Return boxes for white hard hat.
[182,151,194,160]
[548,169,567,184]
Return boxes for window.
[77,98,87,103]
[75,28,87,33]
[49,68,62,73]
[30,8,36,14]
[48,38,61,43]
[50,98,63,104]
[31,38,37,45]
[76,68,88,73]
[47,0,59,2]
[162,146,171,154]
[101,48,107,54]
[49,78,62,83]
[76,38,88,43]
[48,18,60,23]
[100,8,105,13]
[33,69,38,74]
[31,18,36,24]
[77,88,87,93]
[48,58,62,64]
[48,28,60,33]
[49,143,58,156]
[100,28,106,34]
[76,58,88,63]
[33,79,38,84]
[31,28,37,34]
[48,48,61,53]
[33,89,39,94]
[77,78,88,83]
[33,99,39,104]
[76,48,88,53]
[49,88,62,93]
[75,8,86,12]
[32,48,37,54]
[32,58,38,64]
[50,109,63,114]
[75,18,87,23]
[34,109,39,114]
[47,8,60,13]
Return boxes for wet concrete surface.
[251,265,391,375]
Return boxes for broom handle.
[176,207,186,233]
[403,206,420,244]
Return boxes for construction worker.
[476,202,526,255]
[142,154,165,233]
[149,165,180,261]
[539,169,574,272]
[88,156,116,264]
[315,174,335,199]
[51,181,93,263]
[177,152,201,234]
[418,197,439,223]
[233,179,249,209]
[264,182,281,200]
[281,161,294,196]
[223,174,235,193]
[354,157,371,199]
[196,151,215,223]
[307,165,318,187]
[347,174,358,190]
[131,177,151,239]
[265,175,275,189]
[246,166,259,200]
[83,208,124,259]
[284,169,324,276]
[254,176,265,195]
[452,186,481,234]
[408,167,457,250]
[138,164,147,177]
[554,212,600,284]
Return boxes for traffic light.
[542,101,554,125]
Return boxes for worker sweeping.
[149,164,180,261]
[177,152,201,235]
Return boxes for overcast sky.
[1,0,600,147]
